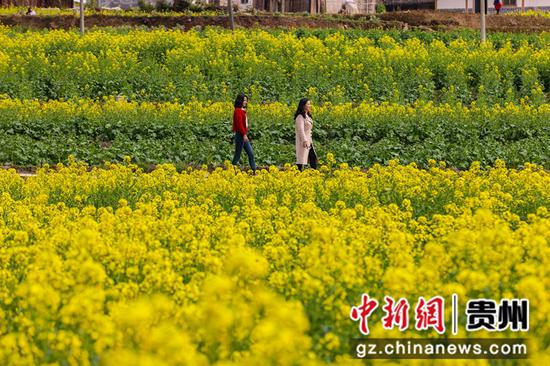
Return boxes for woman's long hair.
[234,94,248,109]
[294,98,311,119]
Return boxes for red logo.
[382,296,410,331]
[415,296,445,334]
[350,294,379,335]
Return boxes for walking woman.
[494,0,502,14]
[295,98,318,171]
[232,94,257,173]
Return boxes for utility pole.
[79,0,85,35]
[228,0,234,31]
[480,0,486,42]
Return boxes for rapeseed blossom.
[0,160,548,364]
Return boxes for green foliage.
[138,0,155,12]
[155,0,173,12]
[375,3,386,13]
[0,28,547,169]
[0,100,548,170]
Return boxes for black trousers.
[297,145,318,171]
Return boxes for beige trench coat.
[295,114,313,165]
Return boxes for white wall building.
[219,0,253,10]
[218,0,376,14]
[436,0,550,11]
[98,0,174,9]
[96,0,378,13]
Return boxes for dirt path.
[0,11,549,32]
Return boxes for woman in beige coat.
[295,98,318,171]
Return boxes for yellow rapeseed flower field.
[0,159,548,365]
[505,10,550,19]
[0,27,548,104]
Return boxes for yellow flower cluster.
[1,96,547,124]
[0,159,548,365]
[505,9,550,19]
[0,27,547,104]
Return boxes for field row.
[0,27,548,104]
[0,98,548,168]
[0,161,548,364]
[507,9,550,18]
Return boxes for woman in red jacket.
[494,0,502,14]
[231,94,257,172]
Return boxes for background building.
[0,0,74,7]
[382,0,550,11]
[218,0,376,14]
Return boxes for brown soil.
[0,10,548,32]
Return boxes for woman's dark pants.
[232,132,256,172]
[297,146,318,171]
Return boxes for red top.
[232,108,248,135]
